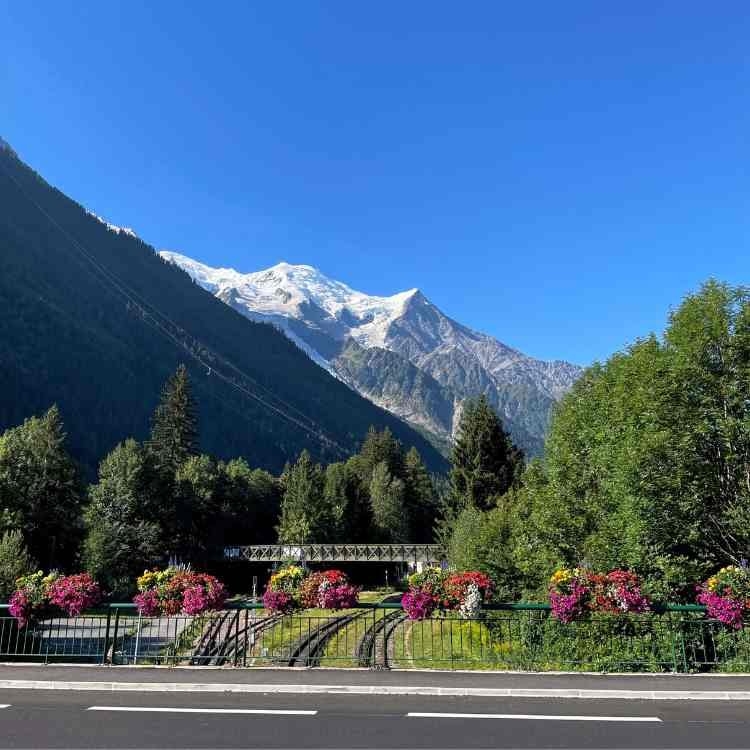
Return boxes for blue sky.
[3,3,748,365]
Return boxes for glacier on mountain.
[159,250,582,455]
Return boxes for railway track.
[287,611,366,667]
[356,610,406,668]
[190,610,281,666]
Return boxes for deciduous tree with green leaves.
[83,439,162,594]
[0,530,36,599]
[516,281,750,599]
[0,406,83,569]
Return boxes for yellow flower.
[550,568,572,585]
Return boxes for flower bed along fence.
[0,600,748,671]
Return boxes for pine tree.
[357,427,405,481]
[370,461,408,542]
[323,462,351,541]
[276,451,325,543]
[147,364,199,476]
[0,406,83,568]
[404,447,437,542]
[450,395,524,511]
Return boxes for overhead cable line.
[0,160,351,459]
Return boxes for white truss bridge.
[224,544,445,564]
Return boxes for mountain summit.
[0,145,446,476]
[161,252,582,455]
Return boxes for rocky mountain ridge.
[161,252,582,455]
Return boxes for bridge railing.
[1,602,748,672]
[224,544,446,563]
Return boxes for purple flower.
[47,573,101,616]
[402,588,435,620]
[697,588,745,629]
[133,589,160,616]
[9,590,32,628]
[550,582,589,623]
[319,583,359,610]
[262,589,296,613]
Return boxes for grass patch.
[393,616,504,670]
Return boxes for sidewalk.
[0,664,750,699]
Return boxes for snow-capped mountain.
[160,251,582,455]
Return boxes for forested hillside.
[0,143,446,477]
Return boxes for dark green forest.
[0,364,444,595]
[0,144,446,479]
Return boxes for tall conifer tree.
[147,364,198,476]
[369,461,408,542]
[450,395,524,511]
[277,450,325,543]
[404,447,437,542]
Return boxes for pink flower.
[182,585,208,615]
[319,583,359,610]
[132,569,226,616]
[9,590,32,628]
[133,589,160,616]
[48,573,101,616]
[550,582,589,623]
[697,588,745,629]
[262,589,295,613]
[402,588,435,620]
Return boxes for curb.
[0,680,749,700]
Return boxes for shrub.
[268,568,359,611]
[9,571,101,626]
[0,531,36,600]
[402,568,494,620]
[697,566,750,629]
[133,567,225,616]
[549,568,650,623]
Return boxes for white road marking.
[407,712,662,722]
[0,705,9,709]
[87,706,317,715]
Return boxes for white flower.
[459,583,482,619]
[317,580,330,608]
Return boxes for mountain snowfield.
[160,251,582,455]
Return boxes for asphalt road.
[0,689,749,748]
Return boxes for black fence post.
[243,609,249,667]
[234,610,240,667]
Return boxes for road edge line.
[0,680,747,700]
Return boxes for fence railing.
[1,602,749,672]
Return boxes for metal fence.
[1,602,749,672]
